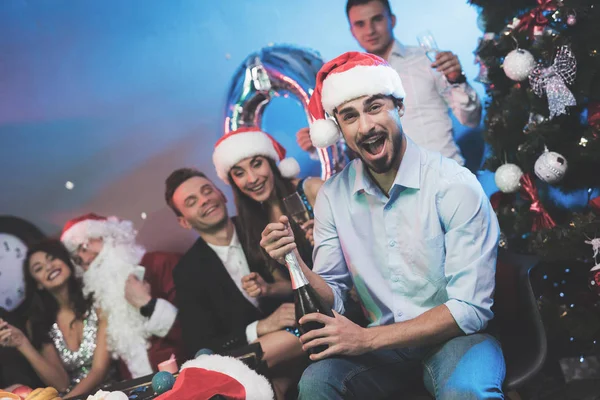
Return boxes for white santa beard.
[82,240,153,377]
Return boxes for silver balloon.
[223,44,348,180]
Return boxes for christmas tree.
[469,0,600,380]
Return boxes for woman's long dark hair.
[23,239,93,349]
[229,157,314,279]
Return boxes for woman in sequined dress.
[0,240,111,398]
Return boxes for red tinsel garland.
[519,173,557,231]
[516,0,557,37]
[590,196,600,214]
[588,102,600,128]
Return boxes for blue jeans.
[298,333,505,399]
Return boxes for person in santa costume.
[261,51,505,399]
[60,214,184,380]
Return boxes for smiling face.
[70,238,104,271]
[348,0,396,57]
[172,176,229,233]
[28,250,72,291]
[229,156,276,203]
[335,94,404,175]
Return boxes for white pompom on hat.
[307,51,406,148]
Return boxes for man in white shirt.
[165,168,305,399]
[263,52,503,399]
[297,0,481,165]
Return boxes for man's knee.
[437,378,503,400]
[297,360,344,400]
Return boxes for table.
[71,344,267,400]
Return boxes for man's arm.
[261,187,353,312]
[300,170,499,359]
[433,51,482,128]
[367,171,499,347]
[139,253,180,338]
[174,269,247,357]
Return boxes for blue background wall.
[0,0,488,251]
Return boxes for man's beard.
[356,129,403,174]
[82,239,150,363]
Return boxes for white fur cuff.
[145,298,178,338]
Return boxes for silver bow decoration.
[585,237,600,261]
[528,45,577,119]
[223,44,349,180]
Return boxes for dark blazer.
[173,218,285,359]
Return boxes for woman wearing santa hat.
[212,128,323,299]
[0,240,113,398]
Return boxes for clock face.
[0,233,28,311]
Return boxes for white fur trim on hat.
[278,157,300,178]
[182,354,274,400]
[309,118,341,149]
[61,217,139,253]
[213,130,280,183]
[321,65,405,114]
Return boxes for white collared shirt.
[207,229,260,342]
[387,40,482,165]
[313,137,499,335]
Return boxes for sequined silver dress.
[49,309,98,389]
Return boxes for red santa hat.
[156,354,274,400]
[212,127,300,184]
[308,51,406,148]
[60,213,138,252]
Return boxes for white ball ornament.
[495,164,524,193]
[534,150,568,184]
[503,49,536,81]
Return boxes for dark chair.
[399,250,548,399]
[493,250,548,392]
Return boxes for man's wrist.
[362,327,378,353]
[447,72,467,84]
[262,283,272,297]
[140,297,157,317]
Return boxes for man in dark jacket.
[165,168,306,399]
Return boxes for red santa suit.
[61,214,184,379]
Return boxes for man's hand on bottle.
[299,311,374,361]
[257,303,297,336]
[241,272,269,298]
[261,215,297,265]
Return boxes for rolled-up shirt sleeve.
[438,78,482,128]
[312,185,353,314]
[437,171,500,334]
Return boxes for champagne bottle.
[284,252,334,355]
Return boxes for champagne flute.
[282,192,311,227]
[417,30,451,91]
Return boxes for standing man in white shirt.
[263,51,503,399]
[165,168,305,400]
[297,0,481,165]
